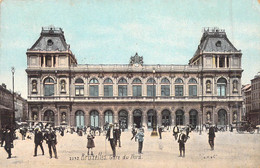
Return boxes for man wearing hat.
[135,128,144,154]
[106,123,117,157]
[44,127,58,159]
[4,126,13,159]
[34,127,44,157]
[178,129,187,157]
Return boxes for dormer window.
[216,41,221,47]
[47,39,53,46]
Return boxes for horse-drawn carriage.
[234,121,255,134]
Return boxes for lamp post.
[11,67,15,128]
[151,68,158,136]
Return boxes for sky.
[0,0,260,98]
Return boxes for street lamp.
[151,68,158,136]
[11,67,15,128]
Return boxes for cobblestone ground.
[0,129,259,168]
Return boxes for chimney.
[1,83,6,89]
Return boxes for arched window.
[233,80,238,92]
[32,80,37,93]
[89,78,99,97]
[60,80,66,92]
[104,78,113,97]
[161,78,170,96]
[162,110,171,126]
[189,110,198,126]
[147,78,156,97]
[133,109,142,128]
[206,80,211,92]
[119,110,128,129]
[75,78,84,96]
[90,110,99,127]
[44,77,54,96]
[75,110,85,128]
[118,78,127,96]
[176,110,184,125]
[217,78,227,96]
[175,78,183,96]
[44,110,54,122]
[132,78,142,97]
[104,110,113,124]
[188,78,197,96]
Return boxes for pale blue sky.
[0,0,260,97]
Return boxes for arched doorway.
[90,110,99,127]
[162,110,171,127]
[75,110,85,128]
[44,110,55,126]
[189,110,198,126]
[118,110,128,129]
[176,110,184,125]
[133,109,142,128]
[218,109,227,125]
[147,109,156,128]
[104,110,113,124]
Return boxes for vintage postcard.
[0,0,259,168]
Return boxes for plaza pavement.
[0,129,259,168]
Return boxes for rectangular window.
[75,85,84,96]
[217,85,226,96]
[44,85,54,96]
[175,85,183,96]
[161,85,170,96]
[118,85,127,96]
[90,85,99,97]
[133,85,142,97]
[104,85,113,97]
[147,85,156,97]
[189,85,197,96]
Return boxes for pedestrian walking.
[106,124,117,157]
[135,128,144,154]
[115,124,121,147]
[186,125,190,139]
[0,128,5,147]
[173,125,179,141]
[44,127,58,159]
[34,128,44,157]
[158,126,163,139]
[87,131,95,155]
[4,127,13,159]
[178,130,187,157]
[130,127,137,141]
[208,126,215,150]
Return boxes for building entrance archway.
[133,109,142,128]
[119,110,128,129]
[218,109,227,125]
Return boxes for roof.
[28,26,69,51]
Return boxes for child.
[87,131,95,155]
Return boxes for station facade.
[26,27,243,129]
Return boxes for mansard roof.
[28,26,69,51]
[196,27,239,53]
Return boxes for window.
[104,78,113,97]
[104,110,113,124]
[175,78,183,84]
[118,78,127,96]
[44,77,54,96]
[189,110,198,126]
[46,56,52,67]
[175,85,183,96]
[147,78,156,97]
[90,110,99,127]
[75,78,84,96]
[188,78,197,96]
[215,41,221,47]
[132,78,142,97]
[176,110,184,125]
[161,78,170,96]
[89,78,99,97]
[217,78,227,96]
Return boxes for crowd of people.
[0,123,219,160]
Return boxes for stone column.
[51,55,53,67]
[217,56,219,68]
[85,112,89,127]
[114,111,118,123]
[56,54,59,67]
[128,112,133,128]
[43,55,46,67]
[225,56,227,68]
[100,114,104,128]
[57,108,60,126]
[171,110,176,126]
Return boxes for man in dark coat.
[115,124,121,147]
[131,127,137,141]
[208,126,215,150]
[0,128,5,147]
[4,127,13,159]
[106,124,117,157]
[173,125,179,141]
[178,130,187,157]
[44,128,58,159]
[34,128,44,156]
[158,126,163,139]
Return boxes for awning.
[0,104,13,111]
